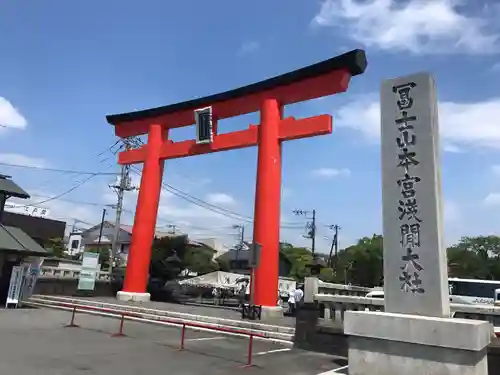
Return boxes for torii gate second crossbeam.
[106,49,367,312]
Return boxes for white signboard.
[20,258,44,301]
[78,252,100,291]
[6,266,25,307]
[381,72,449,318]
[4,203,50,218]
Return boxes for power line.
[28,193,242,234]
[131,166,251,222]
[17,174,97,207]
[0,162,119,176]
[130,166,304,228]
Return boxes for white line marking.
[254,348,292,356]
[316,365,349,374]
[185,336,225,342]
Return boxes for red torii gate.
[106,49,367,311]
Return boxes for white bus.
[448,278,500,305]
[365,278,500,305]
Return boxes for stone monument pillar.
[344,73,492,375]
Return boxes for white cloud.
[0,97,27,130]
[312,0,500,54]
[311,167,351,178]
[238,41,260,55]
[0,153,48,168]
[483,192,500,207]
[442,143,462,153]
[206,193,236,206]
[336,95,500,151]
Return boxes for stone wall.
[294,303,500,373]
[33,278,118,297]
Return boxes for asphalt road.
[0,307,346,375]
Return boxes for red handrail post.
[244,334,254,368]
[111,314,126,337]
[180,324,186,350]
[64,306,79,328]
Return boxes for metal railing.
[304,277,500,331]
[25,299,266,367]
[39,266,111,280]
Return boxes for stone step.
[26,295,295,343]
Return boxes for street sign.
[4,203,50,218]
[195,106,213,144]
[6,266,24,308]
[248,242,262,268]
[77,252,100,291]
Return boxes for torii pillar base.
[260,306,284,319]
[116,291,151,303]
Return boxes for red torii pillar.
[121,124,166,295]
[252,98,283,308]
[106,49,367,310]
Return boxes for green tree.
[447,236,500,280]
[450,236,500,261]
[216,257,231,272]
[340,234,383,287]
[280,246,314,281]
[150,235,189,281]
[183,245,219,275]
[47,237,67,258]
[319,267,335,282]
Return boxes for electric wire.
[130,167,306,229]
[0,161,119,175]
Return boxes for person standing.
[294,286,304,311]
[288,287,296,315]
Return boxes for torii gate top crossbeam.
[106,49,367,138]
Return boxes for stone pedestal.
[116,291,151,303]
[260,305,284,319]
[345,311,492,375]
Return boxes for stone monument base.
[116,291,151,303]
[345,311,492,375]
[260,305,284,319]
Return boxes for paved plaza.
[77,296,296,327]
[0,307,345,375]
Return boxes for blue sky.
[1,0,500,252]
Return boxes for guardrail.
[39,266,111,280]
[303,277,375,304]
[24,299,266,367]
[304,277,500,333]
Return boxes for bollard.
[179,324,186,350]
[64,307,79,328]
[111,314,126,337]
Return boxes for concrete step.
[26,295,295,344]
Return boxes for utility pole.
[327,224,341,268]
[97,208,107,244]
[293,209,317,255]
[232,224,245,260]
[71,219,77,233]
[109,137,137,273]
